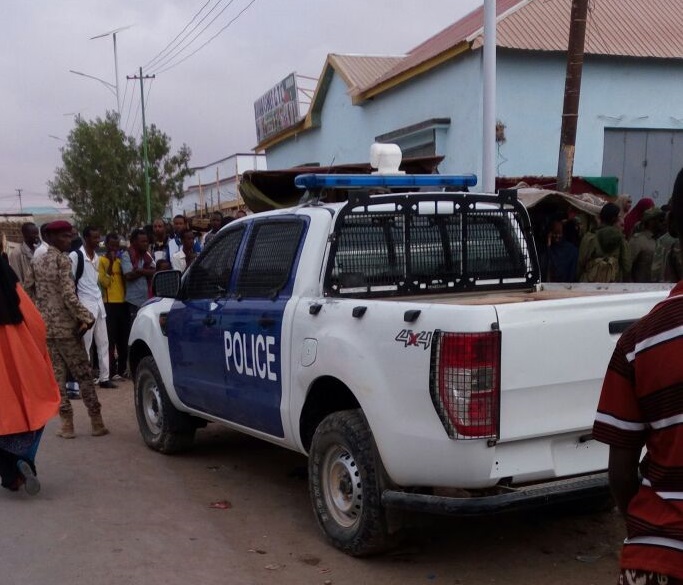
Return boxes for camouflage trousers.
[47,337,102,419]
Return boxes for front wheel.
[308,409,392,556]
[134,356,196,454]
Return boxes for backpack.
[74,249,85,288]
[583,255,619,283]
[582,234,619,283]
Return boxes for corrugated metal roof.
[360,0,526,93]
[329,54,405,92]
[481,0,683,58]
[359,0,683,97]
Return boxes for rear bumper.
[381,472,610,516]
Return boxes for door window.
[184,227,244,299]
[236,220,305,298]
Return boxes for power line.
[148,0,236,74]
[146,0,232,74]
[133,79,155,137]
[154,0,258,76]
[120,77,131,126]
[0,190,49,198]
[148,0,241,75]
[145,78,155,115]
[123,78,136,135]
[129,91,142,137]
[142,0,215,71]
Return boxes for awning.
[238,155,444,213]
[514,185,608,217]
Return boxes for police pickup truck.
[129,150,670,555]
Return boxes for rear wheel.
[135,356,196,454]
[308,409,393,556]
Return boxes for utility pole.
[216,167,221,212]
[15,189,23,213]
[128,67,155,223]
[557,0,589,193]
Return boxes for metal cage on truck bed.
[321,190,540,298]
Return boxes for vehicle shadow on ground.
[169,423,623,584]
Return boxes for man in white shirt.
[168,215,201,259]
[31,224,49,263]
[202,211,224,246]
[171,229,199,273]
[69,226,116,389]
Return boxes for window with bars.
[325,194,536,297]
[184,227,244,299]
[236,220,305,298]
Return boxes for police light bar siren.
[295,144,476,203]
[370,142,404,175]
[294,173,478,190]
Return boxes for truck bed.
[381,282,674,306]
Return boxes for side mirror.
[152,270,181,298]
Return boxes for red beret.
[44,220,73,233]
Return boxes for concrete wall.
[265,49,683,190]
[496,51,683,180]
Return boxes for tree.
[49,111,193,236]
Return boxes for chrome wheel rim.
[321,444,363,528]
[140,372,163,435]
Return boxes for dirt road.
[2,381,625,585]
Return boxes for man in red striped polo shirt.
[594,173,683,585]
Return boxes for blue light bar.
[294,173,478,190]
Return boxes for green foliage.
[49,111,193,236]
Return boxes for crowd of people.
[539,195,679,285]
[0,211,241,494]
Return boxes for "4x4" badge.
[395,329,433,350]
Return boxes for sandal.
[16,460,40,496]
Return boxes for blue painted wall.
[266,49,683,188]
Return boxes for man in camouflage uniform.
[25,220,109,439]
[652,209,682,282]
[629,207,665,282]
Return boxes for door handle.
[609,319,637,334]
[202,315,217,327]
[259,317,275,328]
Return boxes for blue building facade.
[263,49,683,204]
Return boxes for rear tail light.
[429,330,501,439]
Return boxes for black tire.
[308,409,392,556]
[134,356,196,454]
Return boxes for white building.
[173,153,267,218]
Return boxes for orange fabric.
[0,286,60,435]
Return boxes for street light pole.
[113,32,121,117]
[91,25,132,125]
[69,69,117,98]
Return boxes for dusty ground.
[2,381,625,585]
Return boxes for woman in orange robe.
[0,256,60,494]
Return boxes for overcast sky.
[0,0,483,212]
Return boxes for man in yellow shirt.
[98,233,128,380]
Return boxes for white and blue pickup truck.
[129,164,671,555]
